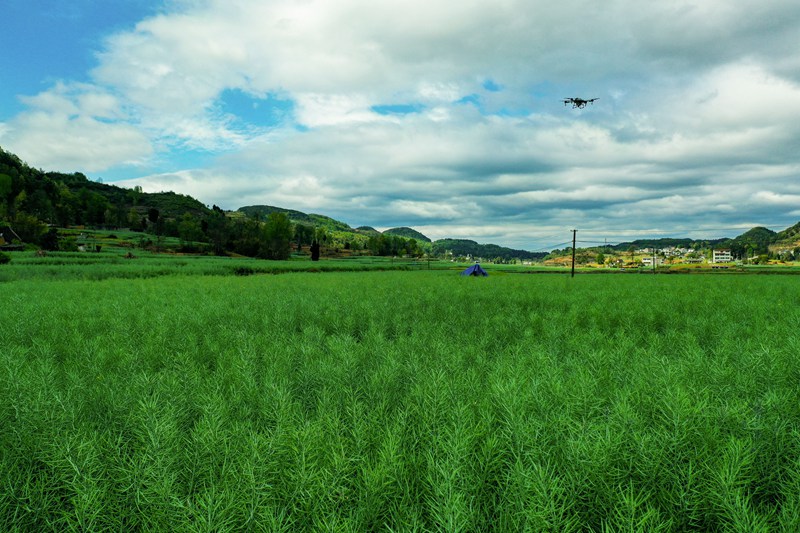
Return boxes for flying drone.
[563,97,598,109]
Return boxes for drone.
[563,97,598,109]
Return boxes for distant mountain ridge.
[235,205,800,259]
[2,146,799,259]
[237,205,353,232]
[610,225,797,257]
[383,227,431,242]
[775,221,800,243]
[432,239,547,261]
[610,237,727,251]
[237,205,545,259]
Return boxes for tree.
[294,223,315,252]
[129,185,143,206]
[0,173,14,218]
[12,190,27,219]
[53,186,75,225]
[262,212,293,260]
[27,189,53,222]
[11,212,45,243]
[596,252,606,265]
[231,217,263,257]
[147,208,160,226]
[178,212,204,245]
[40,228,59,251]
[146,207,164,251]
[311,227,329,260]
[576,251,591,265]
[128,209,142,230]
[206,211,229,255]
[85,192,109,225]
[0,173,12,200]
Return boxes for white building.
[641,256,665,267]
[712,249,732,263]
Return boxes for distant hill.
[238,204,311,222]
[5,146,800,259]
[774,222,800,244]
[355,226,381,235]
[237,205,353,232]
[1,146,212,228]
[383,227,431,242]
[775,221,800,244]
[609,226,783,259]
[723,226,777,256]
[732,226,776,244]
[432,238,546,261]
[610,237,727,251]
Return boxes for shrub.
[0,251,10,264]
[39,228,60,251]
[232,266,255,276]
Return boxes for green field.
[2,264,800,530]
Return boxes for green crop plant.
[2,271,800,530]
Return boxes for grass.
[2,271,800,530]
[0,250,462,282]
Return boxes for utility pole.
[571,229,577,278]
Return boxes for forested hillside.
[0,147,293,258]
[238,205,353,233]
[724,226,777,257]
[610,237,727,251]
[431,239,547,262]
[383,227,432,242]
[0,148,432,259]
[9,146,791,262]
[236,205,427,257]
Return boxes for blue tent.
[461,263,488,276]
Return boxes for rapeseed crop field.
[3,265,800,530]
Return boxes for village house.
[641,256,665,267]
[712,249,732,263]
[662,247,691,257]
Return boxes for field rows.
[2,272,800,530]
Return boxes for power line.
[528,241,573,252]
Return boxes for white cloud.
[753,191,800,207]
[2,83,152,172]
[390,200,468,220]
[293,93,378,127]
[3,0,800,247]
[509,185,648,205]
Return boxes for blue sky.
[1,1,153,112]
[2,0,800,250]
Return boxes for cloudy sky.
[2,0,799,250]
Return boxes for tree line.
[0,147,425,260]
[0,148,297,258]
